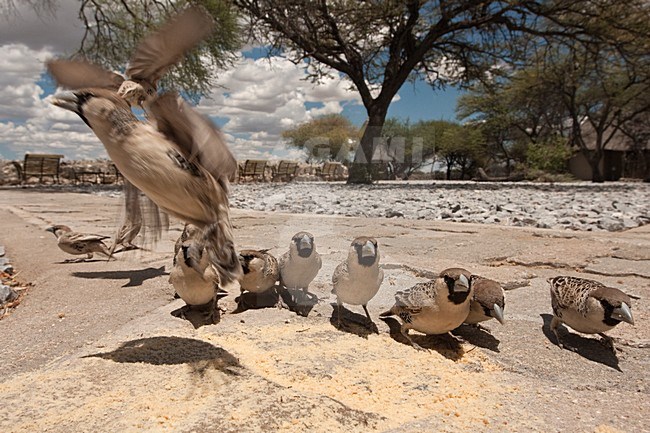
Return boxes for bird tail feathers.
[201,201,242,286]
[379,306,397,318]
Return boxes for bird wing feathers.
[396,282,438,309]
[590,285,632,306]
[549,276,602,316]
[149,92,237,182]
[331,260,348,293]
[471,276,505,308]
[46,59,124,90]
[66,232,110,242]
[386,281,439,321]
[125,5,215,86]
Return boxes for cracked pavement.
[0,188,648,432]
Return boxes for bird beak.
[612,303,634,325]
[45,227,55,233]
[361,241,376,259]
[298,235,312,251]
[51,91,80,113]
[455,274,470,292]
[492,303,505,325]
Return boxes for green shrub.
[526,137,571,174]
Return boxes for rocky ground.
[231,180,650,232]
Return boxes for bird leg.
[64,257,87,263]
[275,286,289,310]
[335,300,345,328]
[236,289,251,310]
[598,333,617,352]
[208,296,222,325]
[550,316,566,349]
[446,332,465,345]
[471,323,490,333]
[362,304,372,323]
[400,325,427,351]
[362,304,379,334]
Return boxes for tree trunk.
[587,150,605,183]
[348,106,389,184]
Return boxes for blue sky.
[0,1,462,162]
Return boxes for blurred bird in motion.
[51,89,241,285]
[46,224,112,262]
[46,5,215,112]
[108,180,143,259]
[107,180,170,260]
[46,5,239,282]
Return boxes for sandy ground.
[0,187,648,433]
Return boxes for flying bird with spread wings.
[46,5,215,112]
[48,6,242,285]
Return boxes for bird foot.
[598,333,617,352]
[472,323,490,333]
[63,258,86,263]
[447,332,465,344]
[410,341,429,352]
[275,298,290,310]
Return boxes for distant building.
[569,122,650,181]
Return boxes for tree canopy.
[21,0,242,99]
[282,114,359,163]
[234,0,650,182]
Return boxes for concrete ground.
[0,188,648,433]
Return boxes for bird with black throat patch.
[46,225,112,262]
[464,274,506,328]
[380,268,473,350]
[331,236,383,329]
[237,249,280,309]
[278,232,322,292]
[548,276,634,351]
[169,223,224,327]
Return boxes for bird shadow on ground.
[381,316,464,361]
[329,304,378,338]
[109,245,140,255]
[71,266,167,287]
[171,301,223,329]
[540,314,621,371]
[232,288,281,313]
[56,258,109,264]
[451,324,501,353]
[279,287,319,317]
[83,336,243,376]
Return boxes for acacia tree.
[282,114,359,162]
[437,123,485,179]
[233,0,646,183]
[18,0,241,98]
[529,42,650,182]
[457,73,568,175]
[378,119,439,179]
